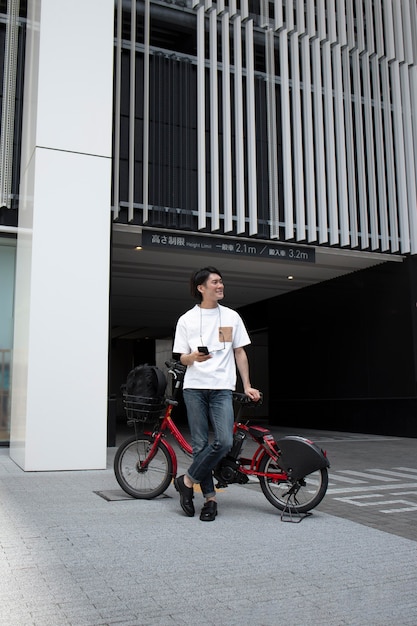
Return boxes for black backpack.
[125,364,167,400]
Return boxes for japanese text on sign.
[142,230,315,263]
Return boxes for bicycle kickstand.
[280,496,313,524]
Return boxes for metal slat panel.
[408,0,417,62]
[400,64,417,253]
[354,0,365,52]
[346,0,356,50]
[408,65,417,253]
[362,54,379,250]
[336,0,347,47]
[234,15,246,233]
[373,0,385,58]
[363,0,375,55]
[241,0,248,21]
[327,0,337,44]
[391,60,410,253]
[333,45,349,247]
[274,0,283,31]
[128,0,137,222]
[295,0,305,35]
[286,0,294,32]
[371,56,389,251]
[280,30,293,240]
[245,20,258,236]
[323,41,338,245]
[311,37,327,243]
[351,50,369,249]
[383,0,396,60]
[317,0,326,41]
[142,0,150,223]
[392,0,405,61]
[342,46,358,248]
[209,9,220,231]
[197,6,206,230]
[0,0,19,209]
[401,0,414,63]
[306,0,316,37]
[380,58,399,252]
[265,29,279,239]
[221,12,233,233]
[112,0,122,219]
[260,0,270,29]
[290,32,305,241]
[300,36,317,242]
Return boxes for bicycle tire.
[258,454,329,514]
[114,434,173,499]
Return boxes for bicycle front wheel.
[258,454,329,514]
[114,434,173,499]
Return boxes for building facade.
[1,0,417,468]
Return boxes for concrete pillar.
[10,0,114,470]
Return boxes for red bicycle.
[114,360,330,515]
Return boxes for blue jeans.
[183,389,234,498]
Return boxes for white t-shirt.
[173,304,251,390]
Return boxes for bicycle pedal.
[215,481,228,489]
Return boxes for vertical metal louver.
[0,0,20,209]
[112,0,417,255]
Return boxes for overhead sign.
[142,230,315,263]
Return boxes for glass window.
[0,236,16,444]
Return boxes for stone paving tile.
[1,430,417,626]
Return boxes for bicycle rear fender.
[276,436,329,480]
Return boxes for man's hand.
[244,386,261,402]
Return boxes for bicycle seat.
[247,424,271,441]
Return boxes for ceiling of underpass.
[110,224,403,340]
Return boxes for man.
[173,267,261,521]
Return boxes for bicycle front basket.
[123,393,165,423]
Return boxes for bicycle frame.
[135,400,286,484]
[114,361,330,513]
[135,402,192,479]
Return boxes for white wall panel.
[12,0,113,470]
[35,1,113,157]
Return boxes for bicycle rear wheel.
[259,454,328,514]
[114,434,173,499]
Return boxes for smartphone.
[197,346,209,354]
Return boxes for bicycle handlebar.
[232,391,263,407]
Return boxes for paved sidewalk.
[1,433,417,626]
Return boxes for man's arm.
[234,347,261,401]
